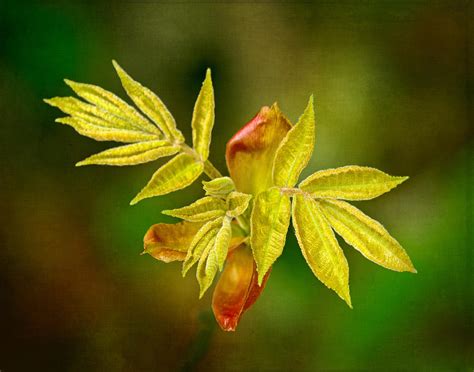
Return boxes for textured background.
[0,1,472,371]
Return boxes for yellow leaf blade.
[198,216,233,297]
[300,166,408,200]
[130,153,203,205]
[191,69,215,161]
[45,97,148,132]
[143,221,202,262]
[250,188,291,284]
[55,117,158,143]
[62,80,160,135]
[163,196,226,222]
[76,140,179,166]
[203,177,235,196]
[213,216,233,271]
[292,195,352,307]
[112,60,184,142]
[273,95,315,187]
[183,218,222,276]
[319,199,416,273]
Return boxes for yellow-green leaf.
[112,60,184,142]
[130,153,203,205]
[197,216,233,297]
[197,241,216,298]
[212,216,233,271]
[143,221,202,262]
[319,199,416,273]
[250,188,291,284]
[273,95,315,187]
[63,80,160,134]
[292,195,351,307]
[55,116,158,143]
[182,218,222,276]
[191,69,215,161]
[299,166,408,200]
[203,177,235,196]
[44,96,156,134]
[163,196,226,222]
[76,140,179,166]
[226,192,252,218]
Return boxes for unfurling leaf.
[163,196,226,222]
[113,60,184,142]
[197,216,232,297]
[226,192,252,217]
[182,218,222,276]
[212,244,270,331]
[130,153,203,205]
[203,177,235,196]
[273,95,315,187]
[251,188,291,284]
[226,104,292,195]
[192,69,215,161]
[292,195,351,307]
[143,221,202,262]
[299,166,408,200]
[76,140,180,166]
[319,199,416,273]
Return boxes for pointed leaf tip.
[300,166,410,201]
[130,153,204,205]
[319,199,416,273]
[113,59,184,142]
[272,95,315,187]
[292,195,352,307]
[251,188,291,285]
[191,68,215,161]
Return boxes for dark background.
[0,1,472,371]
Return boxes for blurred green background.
[0,1,472,371]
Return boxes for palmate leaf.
[112,60,184,142]
[319,199,416,273]
[203,177,235,196]
[299,166,408,200]
[76,140,180,166]
[130,153,204,205]
[292,195,351,307]
[191,69,215,161]
[163,196,226,222]
[273,95,315,187]
[250,187,291,284]
[46,62,215,204]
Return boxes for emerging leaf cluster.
[45,61,415,310]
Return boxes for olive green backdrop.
[0,1,472,371]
